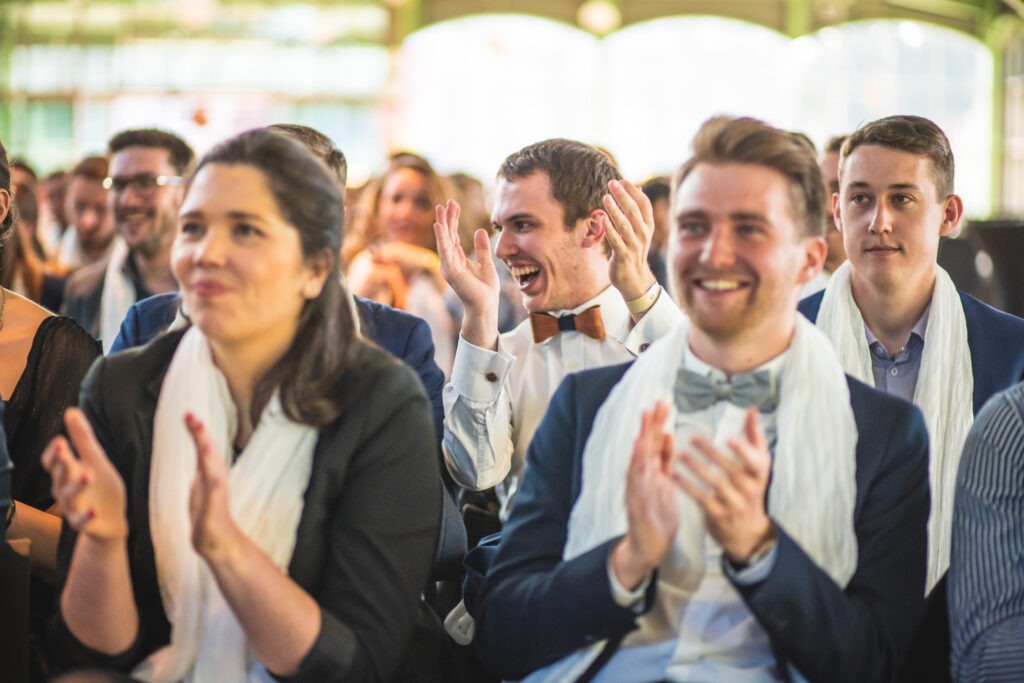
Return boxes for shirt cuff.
[621,289,685,354]
[723,543,778,586]
[449,336,514,403]
[607,552,652,612]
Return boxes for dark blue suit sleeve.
[475,372,640,680]
[399,317,445,442]
[732,393,930,683]
[107,302,143,354]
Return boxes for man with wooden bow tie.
[434,138,684,521]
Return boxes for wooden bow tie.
[530,305,606,343]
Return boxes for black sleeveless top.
[3,315,101,509]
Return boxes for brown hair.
[840,115,954,199]
[498,138,621,228]
[674,116,827,238]
[266,123,347,190]
[108,129,195,175]
[69,155,109,183]
[824,135,847,155]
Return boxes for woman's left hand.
[186,412,243,562]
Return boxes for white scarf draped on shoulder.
[99,238,137,348]
[816,260,972,593]
[524,317,859,682]
[133,326,318,683]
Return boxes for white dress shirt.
[442,285,684,517]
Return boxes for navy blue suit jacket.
[476,363,930,683]
[798,287,1024,681]
[109,292,446,440]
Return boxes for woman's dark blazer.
[51,329,443,682]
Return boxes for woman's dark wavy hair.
[191,129,372,429]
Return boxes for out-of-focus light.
[899,21,924,48]
[347,163,373,188]
[179,0,217,31]
[976,250,994,279]
[577,0,621,36]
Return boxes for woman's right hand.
[42,407,128,543]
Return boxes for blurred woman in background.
[343,152,458,375]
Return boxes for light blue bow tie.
[674,367,776,414]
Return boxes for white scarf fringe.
[99,238,136,348]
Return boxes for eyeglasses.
[102,173,183,195]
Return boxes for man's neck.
[131,248,177,295]
[686,324,795,378]
[82,237,113,265]
[850,269,935,355]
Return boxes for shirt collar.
[863,302,931,351]
[543,285,631,334]
[682,342,788,386]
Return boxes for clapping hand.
[676,406,775,564]
[434,199,500,348]
[42,408,128,543]
[611,401,683,589]
[186,412,243,562]
[602,179,657,304]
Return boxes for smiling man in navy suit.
[475,117,930,683]
[797,115,1024,682]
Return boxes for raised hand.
[42,407,128,542]
[186,412,243,562]
[677,406,775,563]
[345,249,408,308]
[433,199,501,348]
[611,401,682,589]
[602,179,657,304]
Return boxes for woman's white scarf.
[816,261,971,593]
[134,326,317,683]
[99,238,136,348]
[539,317,858,680]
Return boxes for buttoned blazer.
[475,362,929,683]
[798,287,1024,681]
[51,331,444,682]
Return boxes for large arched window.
[392,15,601,179]
[395,15,993,215]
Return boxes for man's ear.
[580,209,606,249]
[831,192,842,233]
[939,194,964,238]
[795,236,828,286]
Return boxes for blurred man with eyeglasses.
[63,129,193,346]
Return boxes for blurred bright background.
[1,0,1022,217]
